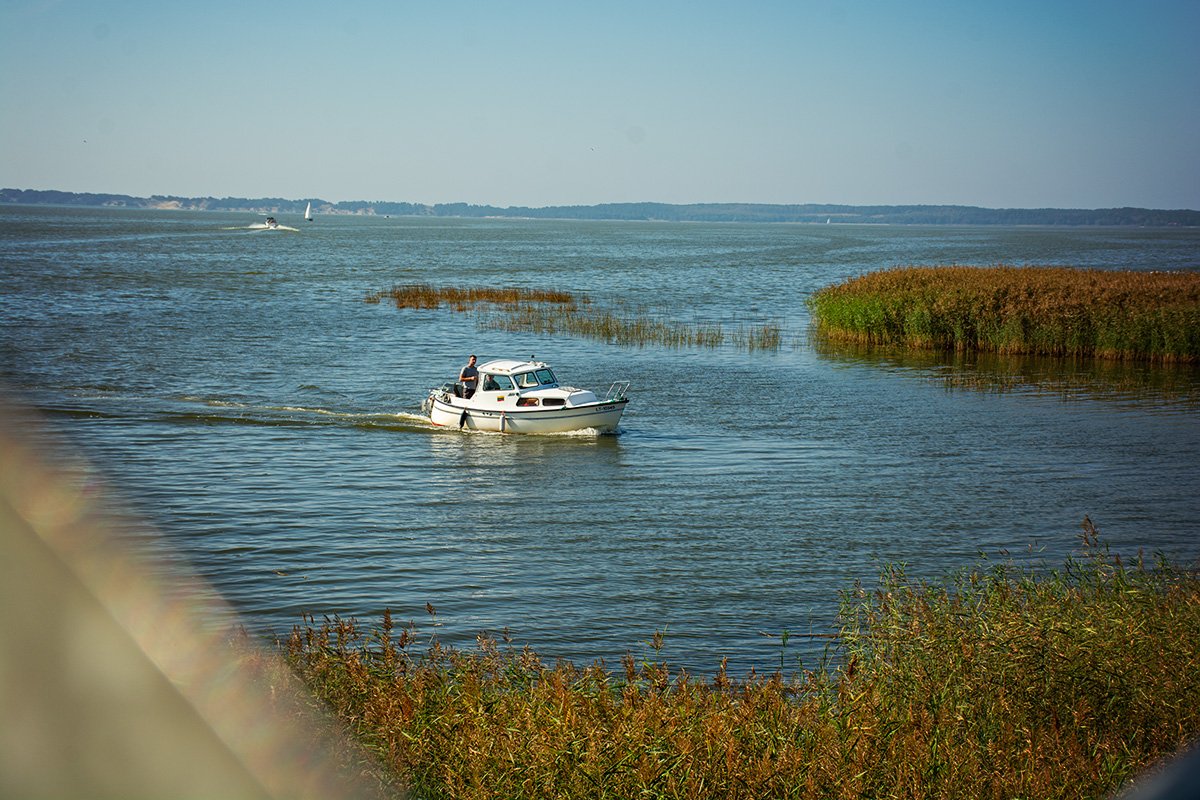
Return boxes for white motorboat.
[423,358,629,434]
[247,216,299,232]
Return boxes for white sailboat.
[304,202,313,222]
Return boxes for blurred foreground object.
[0,395,384,799]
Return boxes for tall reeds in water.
[364,284,578,311]
[808,266,1200,362]
[479,303,729,349]
[367,283,784,351]
[274,520,1200,799]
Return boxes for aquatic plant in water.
[808,265,1200,362]
[364,284,578,310]
[368,283,787,351]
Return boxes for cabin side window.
[481,373,514,392]
[515,372,540,388]
[535,369,557,385]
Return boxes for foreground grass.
[367,283,784,351]
[277,521,1200,799]
[808,266,1200,362]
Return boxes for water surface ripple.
[3,206,1198,673]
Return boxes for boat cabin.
[459,359,573,407]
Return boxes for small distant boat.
[423,358,629,434]
[304,202,313,222]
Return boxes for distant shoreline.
[3,188,1198,227]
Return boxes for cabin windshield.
[481,373,514,391]
[514,369,557,389]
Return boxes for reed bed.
[729,321,784,351]
[808,266,1200,363]
[277,521,1200,799]
[478,303,731,349]
[369,283,785,350]
[365,284,579,311]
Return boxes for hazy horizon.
[7,187,1200,214]
[3,1,1198,211]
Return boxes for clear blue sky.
[3,0,1198,209]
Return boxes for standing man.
[459,354,479,398]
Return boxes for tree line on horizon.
[3,187,1198,226]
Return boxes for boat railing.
[604,381,630,402]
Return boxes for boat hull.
[428,395,627,434]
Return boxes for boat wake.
[46,393,436,434]
[221,223,301,233]
[160,403,619,437]
[166,404,434,432]
[43,388,623,437]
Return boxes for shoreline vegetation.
[263,522,1200,799]
[808,266,1200,363]
[4,188,1200,226]
[366,283,784,351]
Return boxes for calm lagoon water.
[3,204,1199,673]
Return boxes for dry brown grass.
[365,284,578,311]
[280,521,1200,799]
